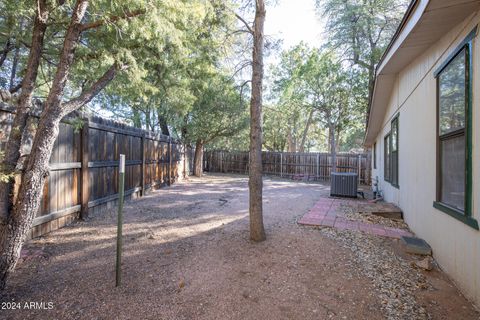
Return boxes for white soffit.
[365,0,480,146]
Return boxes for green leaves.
[1,0,235,117]
[268,44,368,152]
[185,72,248,145]
[317,0,407,68]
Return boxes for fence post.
[115,154,125,287]
[358,154,362,185]
[80,118,89,220]
[140,134,145,196]
[183,144,186,179]
[193,147,196,174]
[168,138,172,186]
[316,153,319,180]
[280,153,283,178]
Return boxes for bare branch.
[234,13,254,35]
[230,60,252,80]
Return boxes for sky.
[264,0,326,56]
[94,0,327,119]
[258,0,326,98]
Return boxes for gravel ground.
[1,173,478,320]
[320,202,479,320]
[341,204,410,230]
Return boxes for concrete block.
[401,236,432,255]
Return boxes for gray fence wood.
[204,150,371,185]
[0,103,194,238]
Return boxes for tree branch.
[62,63,121,115]
[230,60,252,80]
[80,9,145,31]
[234,13,254,35]
[0,39,13,68]
[351,57,370,69]
[9,83,21,94]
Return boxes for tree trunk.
[9,43,20,91]
[158,115,170,136]
[0,1,48,223]
[0,112,61,290]
[132,108,141,128]
[0,0,99,290]
[365,63,375,128]
[145,107,152,131]
[287,130,296,153]
[298,109,314,153]
[329,124,337,173]
[248,0,266,242]
[193,139,203,177]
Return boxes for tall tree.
[0,0,230,290]
[185,74,248,176]
[269,44,366,156]
[233,0,267,241]
[248,0,266,241]
[317,0,407,124]
[0,0,123,290]
[300,49,366,169]
[0,0,49,220]
[269,44,316,152]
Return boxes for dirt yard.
[1,174,478,319]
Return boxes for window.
[433,26,478,230]
[373,142,377,169]
[384,134,390,182]
[390,116,399,187]
[438,49,466,211]
[383,117,399,187]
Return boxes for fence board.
[0,103,195,239]
[204,150,371,185]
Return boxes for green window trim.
[433,202,479,230]
[434,26,476,230]
[384,133,391,182]
[382,115,400,188]
[373,142,377,169]
[434,26,477,77]
[390,115,400,189]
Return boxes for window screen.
[391,117,399,186]
[437,47,467,212]
[384,134,390,182]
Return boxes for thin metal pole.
[116,154,125,287]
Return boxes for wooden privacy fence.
[0,103,195,238]
[204,150,371,185]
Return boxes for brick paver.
[298,197,413,239]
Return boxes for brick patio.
[298,197,413,239]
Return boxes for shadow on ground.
[1,173,478,320]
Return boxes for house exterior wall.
[371,11,480,306]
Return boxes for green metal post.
[116,154,125,287]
